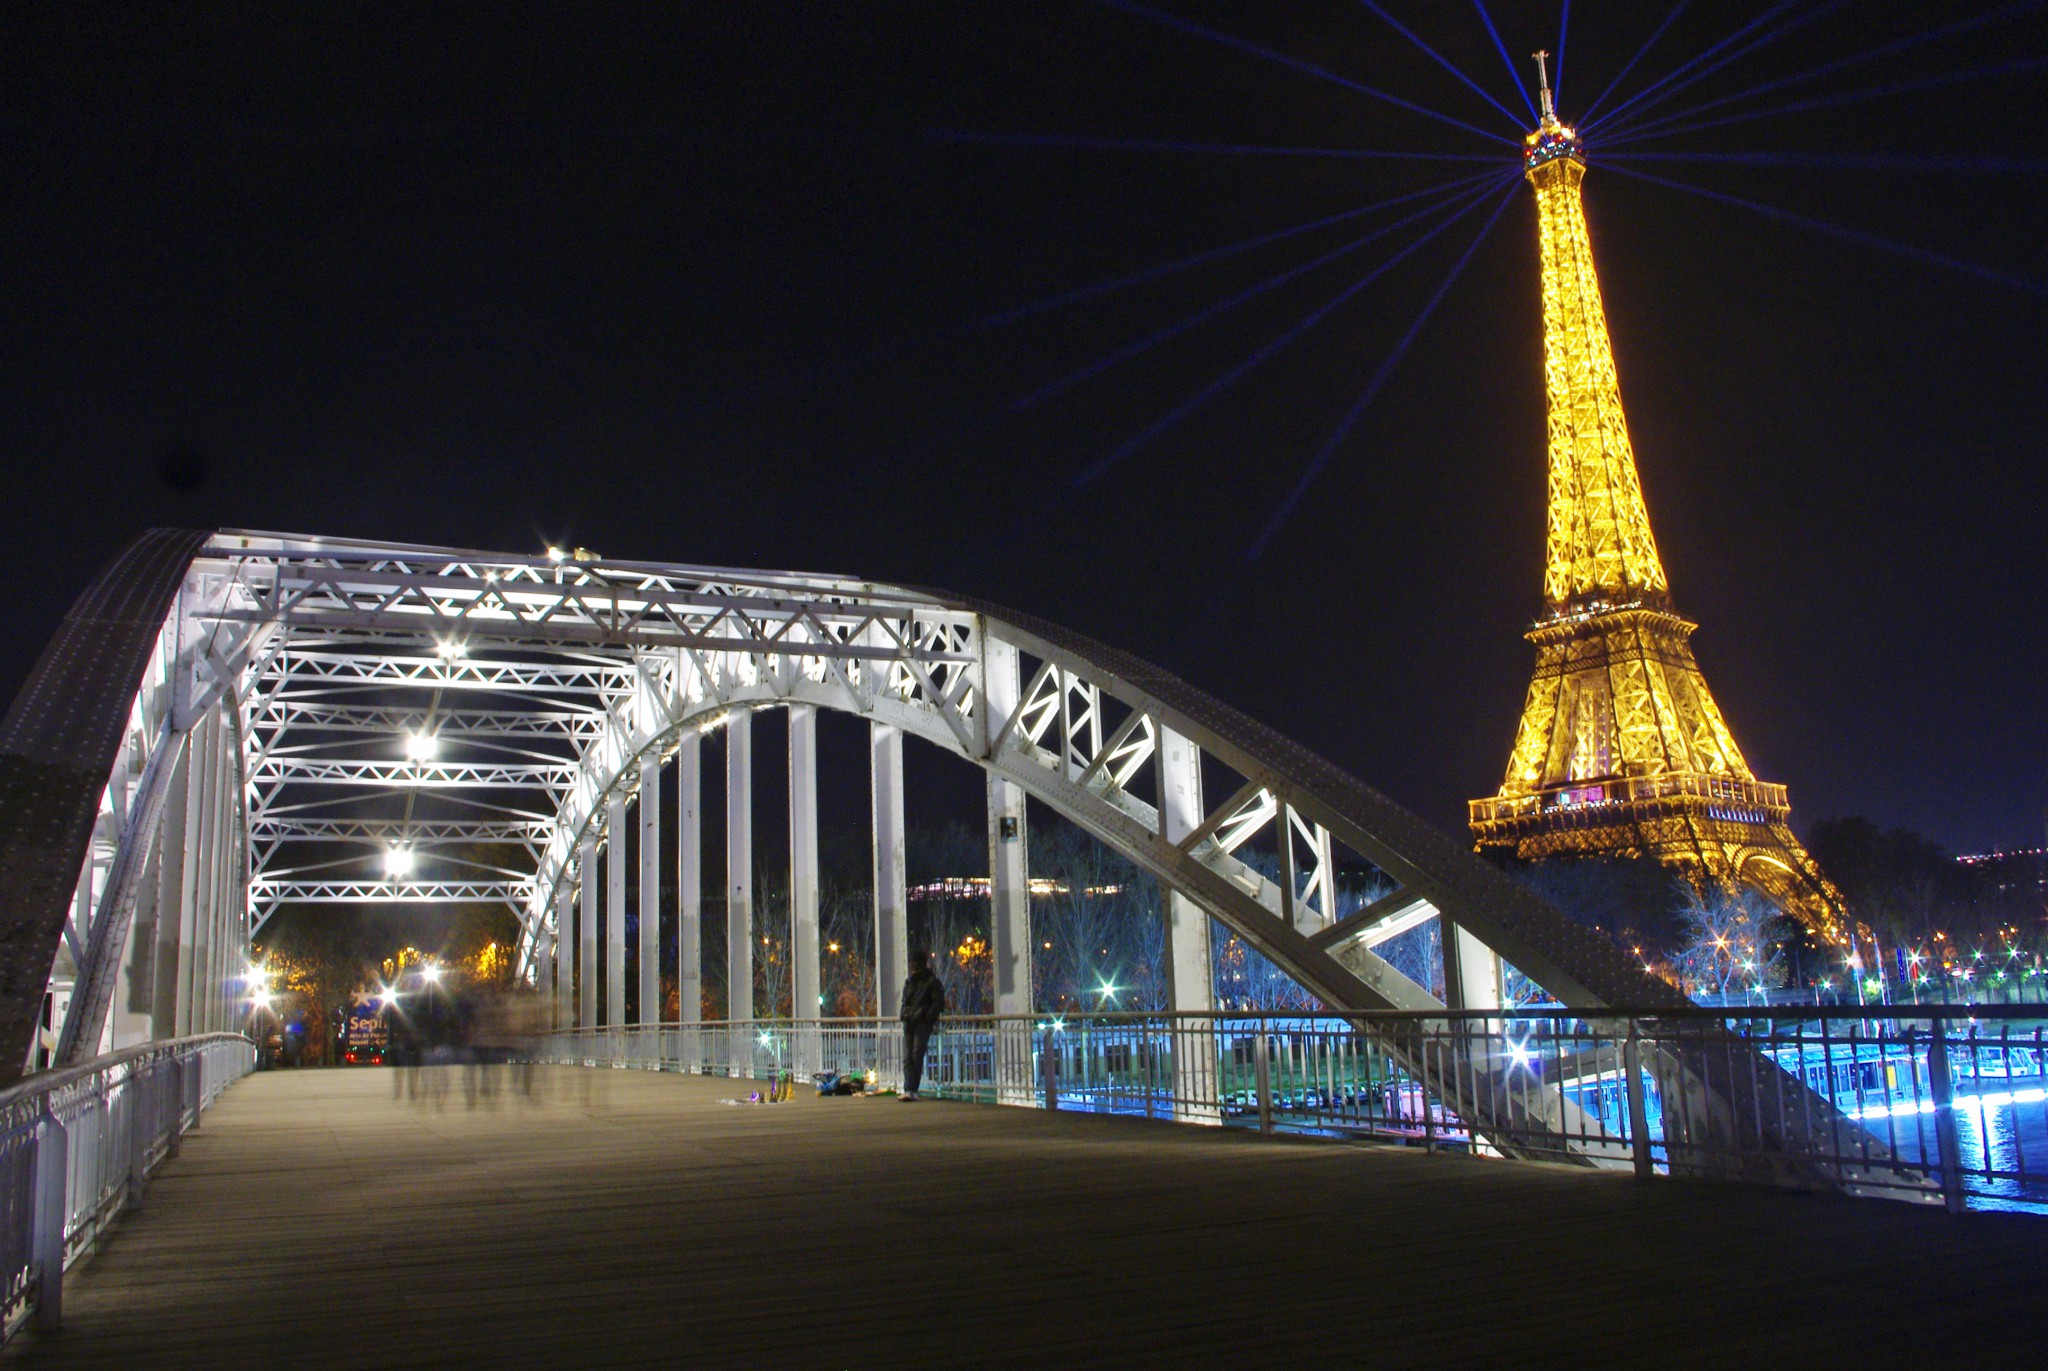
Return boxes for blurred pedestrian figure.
[899,950,946,1102]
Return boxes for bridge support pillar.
[533,933,552,1029]
[184,716,216,1035]
[578,838,598,1030]
[149,741,192,1041]
[639,756,661,1043]
[607,794,628,1031]
[727,710,753,1078]
[984,638,1033,1106]
[1157,726,1218,1123]
[789,705,820,1078]
[555,882,574,1032]
[871,723,907,1021]
[677,735,702,1053]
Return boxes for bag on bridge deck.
[813,1071,864,1096]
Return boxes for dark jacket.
[900,968,947,1027]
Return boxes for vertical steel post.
[1928,1019,1967,1214]
[578,838,598,1029]
[150,742,192,1039]
[554,881,575,1032]
[639,756,661,1030]
[987,774,1029,1015]
[169,727,201,1037]
[607,794,628,1030]
[677,735,702,1033]
[789,705,820,1076]
[1624,1027,1653,1180]
[1157,725,1218,1123]
[533,935,552,1031]
[727,711,753,1075]
[871,722,907,1018]
[983,639,1032,1105]
[182,713,215,1035]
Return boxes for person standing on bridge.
[899,951,947,1102]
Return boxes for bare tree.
[1670,884,1788,1001]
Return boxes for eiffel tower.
[1469,55,1845,944]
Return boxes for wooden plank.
[12,1067,2044,1368]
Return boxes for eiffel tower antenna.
[1473,90,1848,946]
[1533,49,1557,128]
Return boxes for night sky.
[7,3,2045,855]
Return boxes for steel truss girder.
[248,819,551,842]
[247,703,602,739]
[255,653,629,693]
[245,758,576,787]
[248,880,531,919]
[199,553,962,659]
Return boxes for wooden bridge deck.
[7,1066,2042,1369]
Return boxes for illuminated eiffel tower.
[1469,55,1845,944]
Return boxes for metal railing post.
[126,1065,151,1208]
[1926,1019,1967,1215]
[1624,1025,1653,1181]
[1421,1034,1437,1155]
[165,1057,184,1159]
[1254,1029,1274,1137]
[31,1109,69,1330]
[1040,1030,1059,1113]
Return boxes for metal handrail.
[537,1006,2048,1214]
[538,1004,2048,1025]
[0,1033,255,1343]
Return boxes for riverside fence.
[540,1006,2048,1214]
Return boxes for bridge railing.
[539,1007,2048,1214]
[0,1034,255,1341]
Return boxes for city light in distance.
[404,730,438,762]
[385,846,415,878]
[434,639,468,661]
[421,964,443,984]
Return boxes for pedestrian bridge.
[0,529,1933,1191]
[2,529,2042,1357]
[12,1063,2043,1369]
